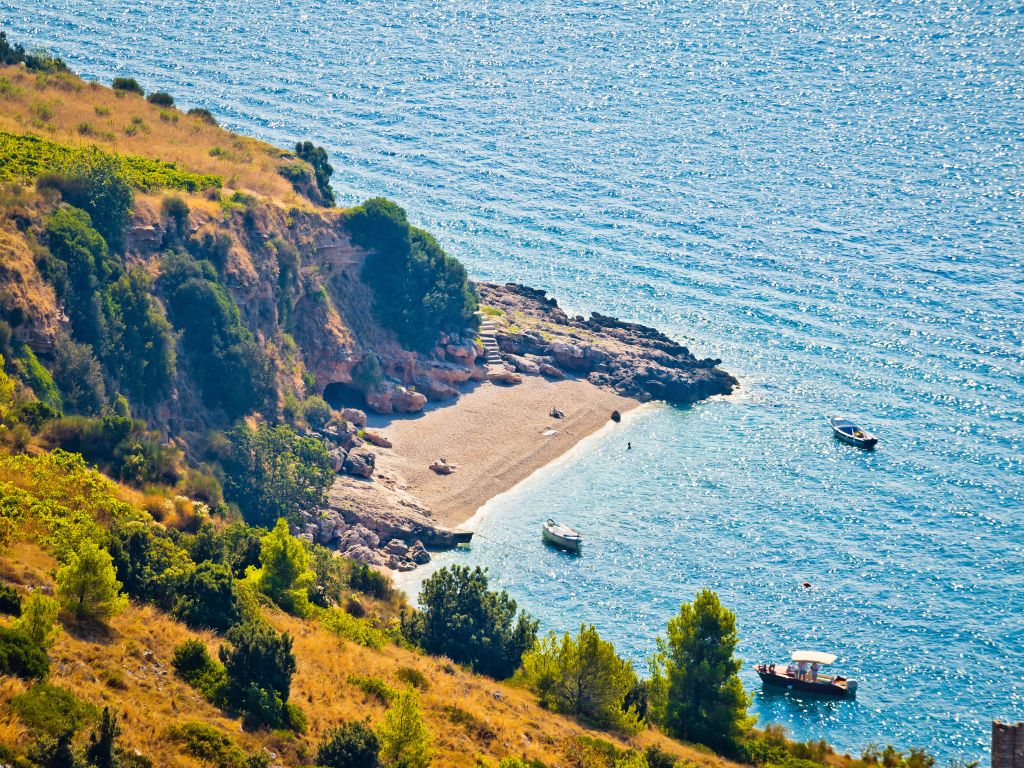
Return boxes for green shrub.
[146,91,174,107]
[172,638,228,703]
[12,592,60,648]
[111,77,144,95]
[219,621,296,729]
[42,205,114,349]
[395,666,429,691]
[348,560,394,600]
[168,722,268,768]
[11,683,98,736]
[0,32,66,71]
[437,704,496,743]
[294,141,335,206]
[0,582,21,615]
[221,424,332,529]
[321,607,388,649]
[0,626,49,679]
[301,395,332,430]
[49,333,106,415]
[161,194,189,238]
[173,561,241,632]
[346,673,396,705]
[316,721,380,768]
[11,344,62,412]
[157,252,272,418]
[187,107,218,126]
[347,197,477,352]
[378,688,433,768]
[403,565,537,680]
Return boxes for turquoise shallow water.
[4,0,1022,759]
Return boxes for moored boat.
[542,518,583,553]
[756,650,857,699]
[829,416,878,449]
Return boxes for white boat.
[756,650,858,699]
[829,416,878,449]
[542,518,583,553]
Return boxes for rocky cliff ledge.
[477,283,737,405]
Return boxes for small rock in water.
[610,409,622,422]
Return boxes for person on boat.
[797,660,808,681]
[786,661,797,677]
[810,661,819,682]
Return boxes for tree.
[42,206,113,350]
[14,592,61,648]
[247,518,313,615]
[520,624,641,733]
[56,540,127,623]
[103,268,176,406]
[50,333,107,415]
[648,589,752,753]
[222,423,333,528]
[219,621,296,728]
[294,141,335,206]
[404,565,537,679]
[174,561,240,632]
[348,198,478,352]
[85,707,118,768]
[316,721,380,768]
[377,688,432,768]
[55,148,133,252]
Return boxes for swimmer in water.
[627,442,632,450]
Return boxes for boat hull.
[542,527,582,553]
[830,426,878,449]
[757,669,856,699]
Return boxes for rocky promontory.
[477,282,738,405]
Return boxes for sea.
[3,0,1022,760]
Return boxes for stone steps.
[477,314,504,366]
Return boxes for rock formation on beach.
[477,282,738,405]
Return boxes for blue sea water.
[3,0,1022,759]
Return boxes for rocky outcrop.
[304,472,472,570]
[477,283,737,405]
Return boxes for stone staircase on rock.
[478,316,504,369]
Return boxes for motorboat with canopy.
[756,650,857,698]
[829,416,878,449]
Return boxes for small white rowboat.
[829,416,878,449]
[542,518,583,553]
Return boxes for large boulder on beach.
[507,354,540,375]
[340,407,367,427]
[489,369,523,385]
[539,362,566,379]
[342,449,376,478]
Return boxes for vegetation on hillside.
[347,197,478,351]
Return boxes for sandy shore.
[365,377,639,528]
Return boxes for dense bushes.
[0,31,66,72]
[42,415,179,486]
[520,624,642,734]
[219,621,298,729]
[158,252,272,418]
[346,197,477,352]
[173,561,240,632]
[403,565,537,680]
[0,626,49,679]
[146,91,174,107]
[294,141,335,206]
[168,722,268,768]
[316,721,380,768]
[103,268,176,405]
[49,334,106,415]
[12,683,98,737]
[111,77,144,95]
[0,582,21,614]
[221,423,332,528]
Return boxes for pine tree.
[377,688,432,768]
[56,541,127,622]
[648,589,752,753]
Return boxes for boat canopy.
[791,650,837,665]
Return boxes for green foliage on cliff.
[294,141,335,206]
[158,252,272,418]
[403,565,537,680]
[346,197,478,352]
[0,130,222,193]
[221,423,333,529]
[0,31,66,72]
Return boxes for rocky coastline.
[294,281,737,571]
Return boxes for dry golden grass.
[0,65,311,206]
[0,541,744,768]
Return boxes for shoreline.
[365,375,643,530]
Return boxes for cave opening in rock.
[323,381,367,410]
